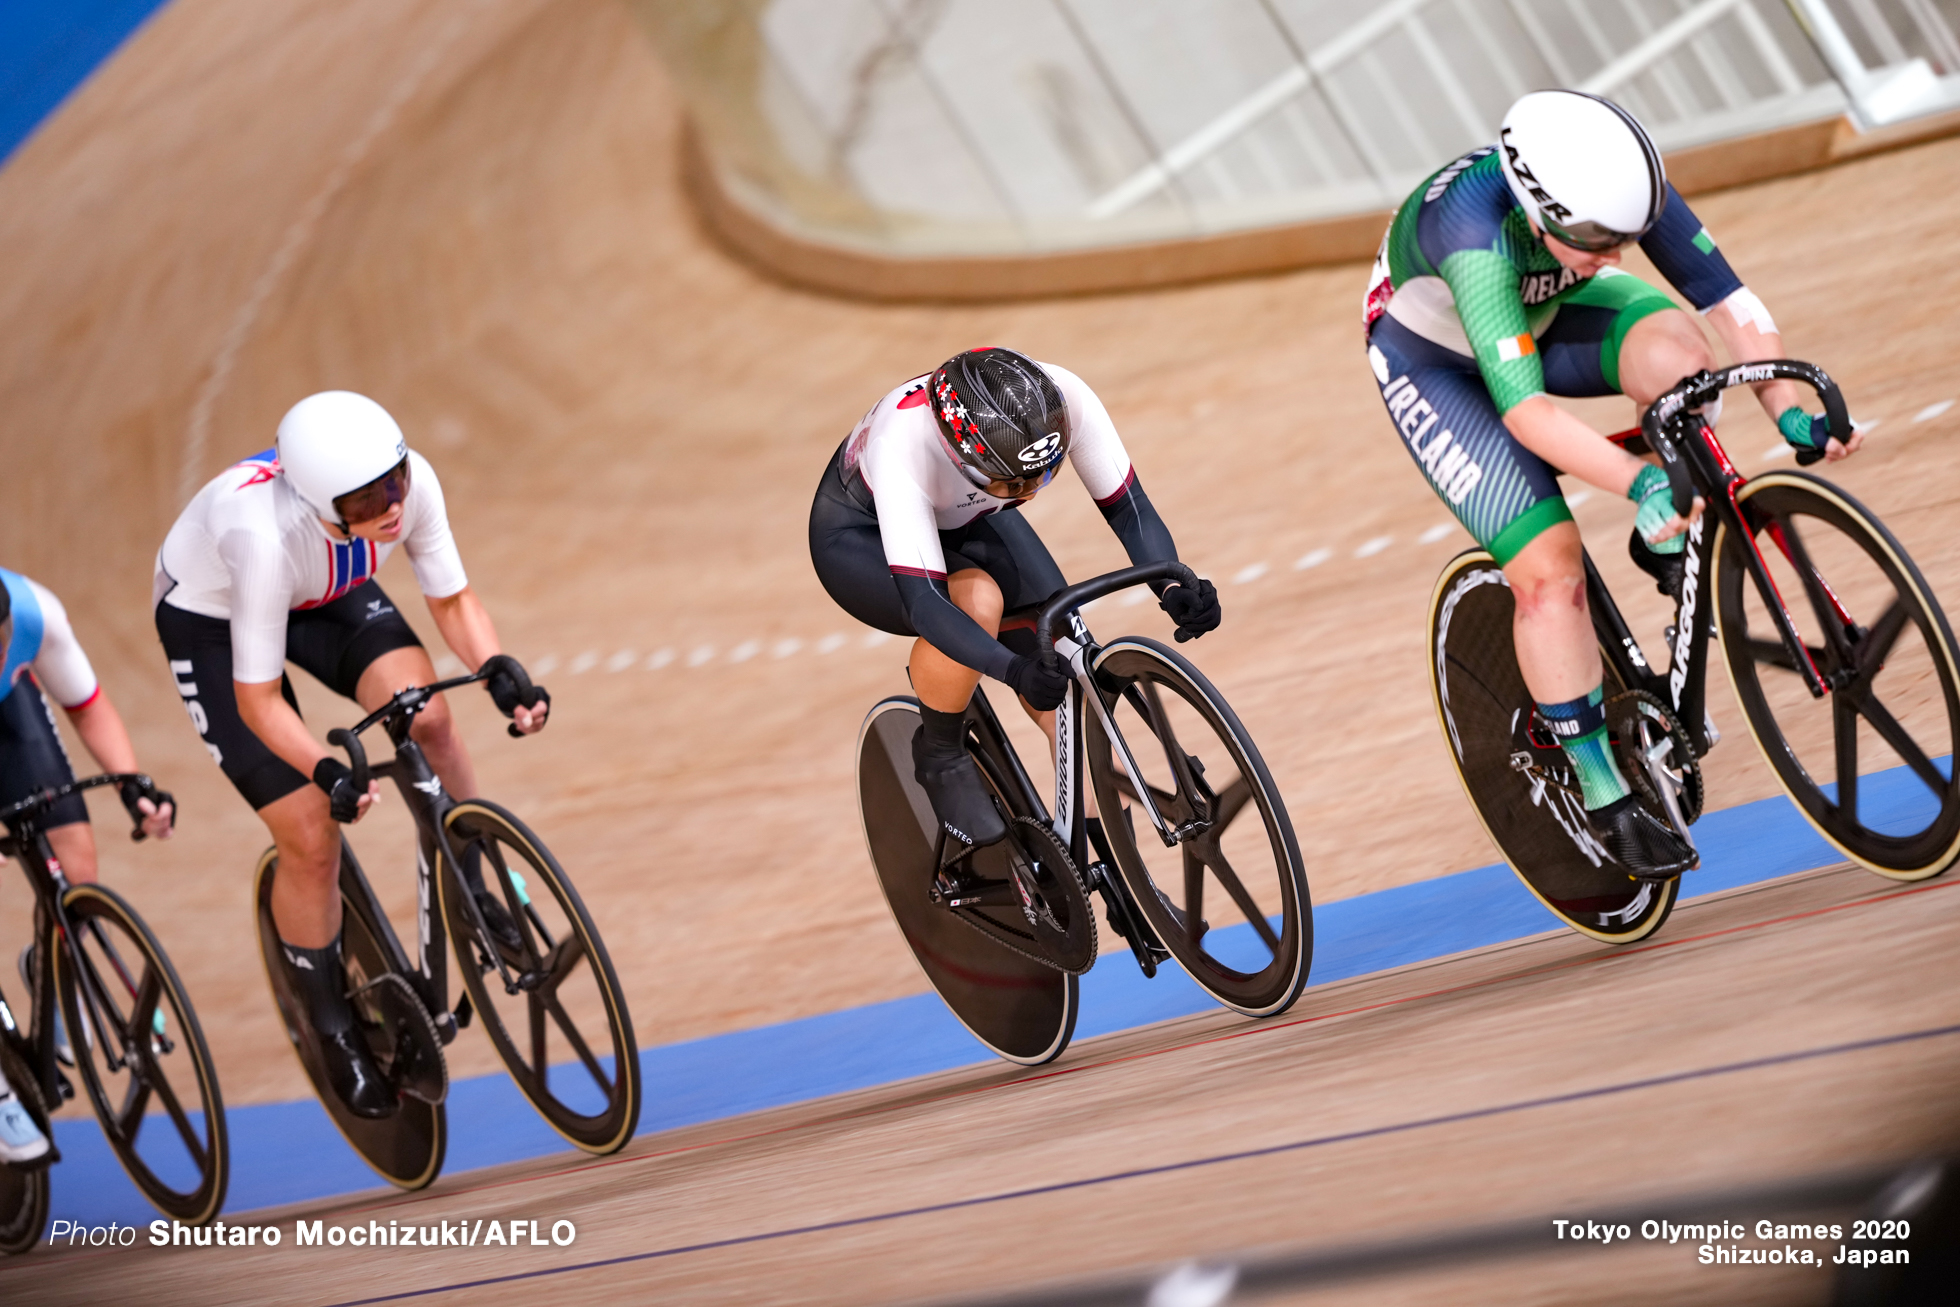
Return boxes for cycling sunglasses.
[333,456,412,524]
[955,460,1059,501]
[1541,214,1646,253]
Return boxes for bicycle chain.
[1606,688,1704,826]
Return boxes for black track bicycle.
[857,561,1312,1065]
[1428,360,1960,944]
[0,774,225,1254]
[251,657,638,1189]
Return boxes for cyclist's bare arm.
[235,677,381,817]
[66,692,173,838]
[1704,291,1863,462]
[423,586,546,734]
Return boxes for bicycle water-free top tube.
[1365,147,1746,414]
[154,448,467,683]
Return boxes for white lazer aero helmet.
[276,391,410,525]
[1498,91,1666,252]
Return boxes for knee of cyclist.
[1638,316,1714,389]
[950,574,1005,630]
[408,694,459,747]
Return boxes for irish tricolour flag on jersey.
[1495,332,1536,362]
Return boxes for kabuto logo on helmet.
[1020,432,1063,468]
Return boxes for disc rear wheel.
[1428,550,1680,944]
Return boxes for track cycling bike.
[857,561,1312,1065]
[1,774,225,1254]
[251,656,638,1189]
[1428,359,1960,944]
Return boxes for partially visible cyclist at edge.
[0,568,175,1166]
[810,348,1221,850]
[1364,90,1861,880]
[153,391,548,1119]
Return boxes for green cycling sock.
[1537,685,1631,810]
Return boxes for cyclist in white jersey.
[810,348,1220,848]
[0,570,174,1164]
[154,391,547,1118]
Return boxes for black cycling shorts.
[0,674,87,830]
[155,580,424,810]
[808,448,1065,655]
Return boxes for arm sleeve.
[870,455,1020,682]
[1438,247,1544,414]
[1095,470,1179,591]
[401,451,469,599]
[25,581,99,708]
[1638,184,1744,312]
[1044,362,1179,590]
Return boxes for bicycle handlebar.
[327,657,543,783]
[0,772,157,831]
[1036,561,1200,658]
[1642,359,1850,513]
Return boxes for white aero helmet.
[276,391,409,525]
[1498,91,1666,251]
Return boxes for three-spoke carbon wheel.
[442,801,640,1155]
[1086,637,1311,1016]
[0,1034,51,1255]
[56,882,227,1223]
[1717,471,1960,880]
[1428,551,1680,944]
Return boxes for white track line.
[1233,562,1269,584]
[1294,547,1332,570]
[1418,523,1454,544]
[816,634,848,653]
[1354,535,1393,559]
[687,645,716,667]
[1914,399,1953,423]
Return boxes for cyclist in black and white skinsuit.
[810,348,1221,848]
[154,391,548,1120]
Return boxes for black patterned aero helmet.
[930,348,1072,499]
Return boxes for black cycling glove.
[118,776,175,842]
[1160,579,1221,643]
[1005,652,1071,712]
[483,656,550,736]
[313,757,363,824]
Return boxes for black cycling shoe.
[1588,794,1698,880]
[319,1027,397,1119]
[456,844,525,953]
[912,728,1007,849]
[1628,527,1686,600]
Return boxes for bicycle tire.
[55,882,227,1224]
[1428,550,1680,944]
[1716,471,1960,880]
[253,850,446,1190]
[1085,637,1312,1016]
[0,1034,50,1255]
[857,696,1078,1066]
[441,801,640,1155]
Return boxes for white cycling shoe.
[0,1086,50,1166]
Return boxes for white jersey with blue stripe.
[0,569,99,709]
[156,448,468,684]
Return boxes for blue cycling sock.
[1537,685,1631,810]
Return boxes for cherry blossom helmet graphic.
[1498,90,1668,252]
[931,348,1073,499]
[275,390,412,527]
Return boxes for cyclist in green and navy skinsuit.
[1364,90,1862,878]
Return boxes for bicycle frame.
[1590,360,1851,758]
[0,775,161,1128]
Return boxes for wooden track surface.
[0,1,1957,1299]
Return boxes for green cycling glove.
[1628,465,1685,556]
[1777,406,1830,454]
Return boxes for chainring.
[939,817,1097,975]
[1607,688,1704,826]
